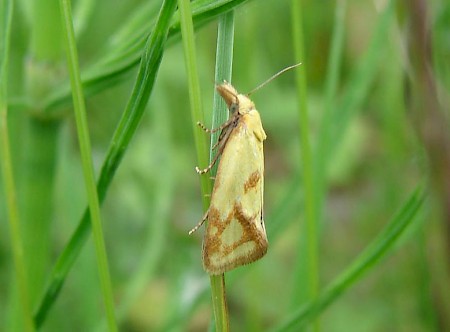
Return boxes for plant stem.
[0,0,35,330]
[177,0,211,207]
[291,1,319,330]
[59,0,117,329]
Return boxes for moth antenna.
[209,176,215,181]
[246,63,302,96]
[189,211,208,235]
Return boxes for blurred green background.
[1,0,449,331]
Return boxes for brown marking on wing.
[244,171,261,193]
[202,207,222,258]
[202,202,268,274]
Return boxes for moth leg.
[197,121,220,133]
[195,150,221,174]
[188,210,208,235]
[211,122,231,150]
[195,115,239,174]
[196,117,235,134]
[211,139,220,150]
[209,122,232,151]
[196,121,224,134]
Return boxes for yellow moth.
[190,64,301,275]
[190,82,267,275]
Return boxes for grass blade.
[0,0,35,330]
[291,1,319,324]
[59,0,117,329]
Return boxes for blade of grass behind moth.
[33,0,178,327]
[208,11,235,332]
[272,183,426,332]
[0,0,35,330]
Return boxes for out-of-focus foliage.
[1,0,449,331]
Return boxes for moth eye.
[230,103,238,113]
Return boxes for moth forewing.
[195,82,268,275]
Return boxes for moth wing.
[202,110,267,275]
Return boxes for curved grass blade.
[33,0,178,327]
[271,183,426,332]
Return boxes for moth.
[190,64,301,275]
[190,82,268,275]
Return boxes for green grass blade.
[0,0,35,330]
[59,0,117,329]
[291,1,319,324]
[178,0,210,207]
[177,0,211,310]
[33,0,178,327]
[272,183,426,332]
[211,13,234,167]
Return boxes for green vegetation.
[1,0,449,330]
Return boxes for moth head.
[216,81,255,115]
[215,64,302,115]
